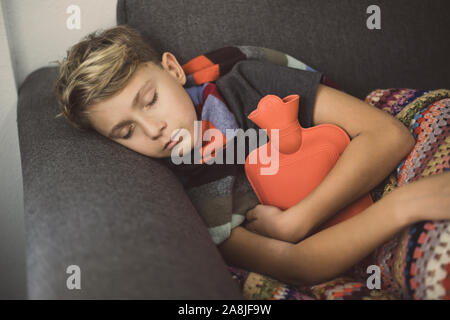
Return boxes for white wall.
[3,0,117,89]
[0,0,117,299]
[0,0,24,299]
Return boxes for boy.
[55,25,450,286]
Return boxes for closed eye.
[120,91,158,140]
[147,91,158,107]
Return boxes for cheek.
[166,89,188,111]
[184,105,198,131]
[162,85,197,124]
[177,94,197,121]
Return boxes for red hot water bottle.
[244,94,373,232]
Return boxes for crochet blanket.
[227,88,450,300]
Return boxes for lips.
[165,129,182,150]
[165,137,181,150]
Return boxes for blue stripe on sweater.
[185,82,239,140]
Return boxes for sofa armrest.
[17,67,242,299]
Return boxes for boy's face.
[87,52,198,158]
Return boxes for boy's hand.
[244,204,297,242]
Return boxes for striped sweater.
[183,82,259,244]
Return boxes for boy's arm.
[222,172,449,286]
[221,186,408,286]
[284,84,416,242]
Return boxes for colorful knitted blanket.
[227,88,450,300]
[163,46,333,245]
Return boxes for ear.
[161,52,186,86]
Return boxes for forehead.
[87,62,159,131]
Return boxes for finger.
[246,209,257,221]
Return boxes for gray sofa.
[17,0,450,299]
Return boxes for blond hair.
[54,24,162,131]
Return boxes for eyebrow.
[108,80,152,139]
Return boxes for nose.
[141,118,167,140]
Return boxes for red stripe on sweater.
[201,82,225,105]
[192,65,220,85]
[182,55,214,75]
